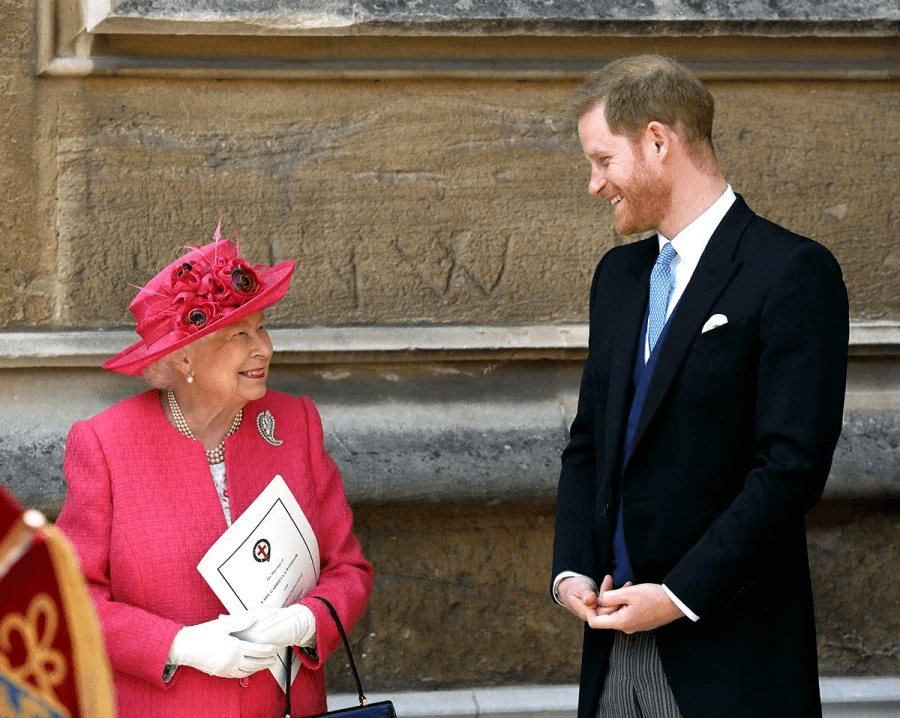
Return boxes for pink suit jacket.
[57,389,374,718]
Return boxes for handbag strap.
[311,595,369,707]
[284,647,292,718]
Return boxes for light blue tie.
[647,242,678,352]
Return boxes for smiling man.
[551,55,849,718]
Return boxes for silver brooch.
[256,410,283,447]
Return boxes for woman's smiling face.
[186,311,273,411]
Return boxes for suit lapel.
[604,237,657,480]
[625,197,754,466]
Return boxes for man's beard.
[615,152,671,237]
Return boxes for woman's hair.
[568,54,715,152]
[139,349,186,390]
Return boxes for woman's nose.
[252,332,273,358]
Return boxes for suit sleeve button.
[604,503,612,516]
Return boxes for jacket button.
[604,503,612,516]
[239,677,249,688]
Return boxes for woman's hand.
[168,613,281,678]
[232,604,316,649]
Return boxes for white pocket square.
[701,314,728,333]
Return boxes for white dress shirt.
[646,185,737,361]
[555,185,737,623]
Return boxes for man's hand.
[559,575,630,623]
[586,583,685,633]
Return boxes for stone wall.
[9,79,900,329]
[2,0,899,695]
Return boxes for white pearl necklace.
[167,388,242,465]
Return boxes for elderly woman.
[56,224,373,717]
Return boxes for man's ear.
[645,121,671,160]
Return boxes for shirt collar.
[657,185,737,270]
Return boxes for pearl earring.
[187,374,194,384]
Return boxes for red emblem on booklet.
[253,538,272,562]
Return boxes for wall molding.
[0,321,896,368]
[36,0,899,80]
[36,52,900,83]
[0,322,897,509]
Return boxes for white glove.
[167,613,281,678]
[232,604,316,649]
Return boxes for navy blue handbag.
[283,596,397,718]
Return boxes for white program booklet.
[197,474,320,691]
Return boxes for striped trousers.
[597,632,684,718]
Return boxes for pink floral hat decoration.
[103,221,295,376]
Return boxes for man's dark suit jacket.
[552,196,849,718]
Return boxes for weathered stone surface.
[808,502,900,676]
[1,1,50,328]
[830,412,900,498]
[321,501,900,692]
[2,360,897,512]
[275,361,577,507]
[330,504,582,692]
[101,0,900,35]
[0,438,66,516]
[712,85,900,320]
[51,80,593,327]
[41,81,900,330]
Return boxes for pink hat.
[103,223,295,376]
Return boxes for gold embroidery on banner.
[0,593,68,708]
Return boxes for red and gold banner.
[0,485,115,718]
